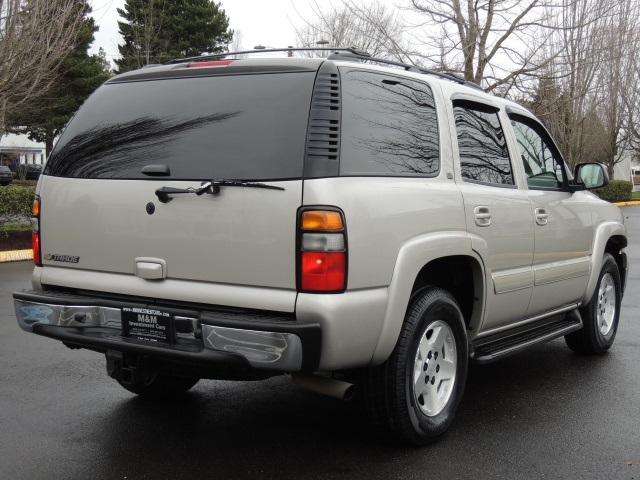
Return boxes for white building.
[0,132,46,165]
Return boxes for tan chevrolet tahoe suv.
[14,48,628,446]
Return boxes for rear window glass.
[45,73,315,180]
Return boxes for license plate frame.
[121,307,174,344]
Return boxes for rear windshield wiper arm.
[154,186,201,203]
[155,179,284,203]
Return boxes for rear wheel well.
[410,256,481,330]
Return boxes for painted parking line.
[0,249,33,263]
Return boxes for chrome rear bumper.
[14,290,321,373]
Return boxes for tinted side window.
[454,103,513,186]
[510,117,565,189]
[45,73,315,180]
[340,70,439,176]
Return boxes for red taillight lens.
[298,208,347,293]
[301,252,346,291]
[32,231,41,266]
[188,60,234,68]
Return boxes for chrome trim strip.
[534,258,591,286]
[492,267,534,294]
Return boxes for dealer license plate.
[122,307,173,344]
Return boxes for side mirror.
[574,162,609,190]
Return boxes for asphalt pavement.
[1,208,640,480]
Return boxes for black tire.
[117,374,200,398]
[565,253,621,354]
[361,287,468,446]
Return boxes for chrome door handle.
[535,208,548,226]
[474,206,491,227]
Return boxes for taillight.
[298,208,347,293]
[32,196,41,266]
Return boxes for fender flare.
[582,221,627,304]
[369,231,484,365]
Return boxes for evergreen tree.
[115,0,233,73]
[7,2,110,157]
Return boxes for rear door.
[451,99,535,333]
[39,69,316,292]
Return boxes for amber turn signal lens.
[301,211,343,230]
[32,198,40,216]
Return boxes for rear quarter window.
[339,70,439,176]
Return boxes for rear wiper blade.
[155,179,284,203]
[205,179,285,192]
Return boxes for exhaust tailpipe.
[291,373,356,401]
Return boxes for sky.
[89,0,332,62]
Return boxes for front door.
[508,114,593,317]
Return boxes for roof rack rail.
[165,47,371,65]
[164,46,483,91]
[326,51,484,90]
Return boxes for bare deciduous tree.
[530,0,638,173]
[0,0,83,136]
[596,0,640,175]
[296,0,575,92]
[627,49,640,161]
[294,0,413,61]
[231,29,243,52]
[406,0,566,91]
[530,0,612,168]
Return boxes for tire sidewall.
[402,290,468,442]
[589,254,621,348]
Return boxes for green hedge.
[0,186,35,233]
[593,180,633,202]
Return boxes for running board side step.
[470,310,583,364]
